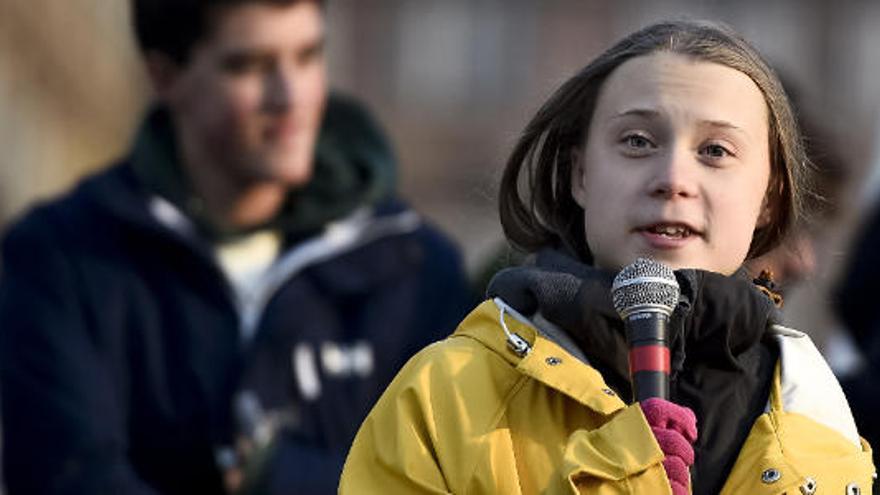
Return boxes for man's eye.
[298,42,325,66]
[222,58,251,73]
[221,54,268,74]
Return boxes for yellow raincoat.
[339,300,874,494]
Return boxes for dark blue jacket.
[0,102,472,494]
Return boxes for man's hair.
[499,19,813,264]
[132,0,324,64]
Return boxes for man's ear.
[143,51,182,102]
[570,148,588,208]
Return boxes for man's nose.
[263,65,295,113]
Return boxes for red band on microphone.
[629,345,670,374]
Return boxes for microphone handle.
[625,311,670,402]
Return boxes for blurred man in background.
[0,0,471,493]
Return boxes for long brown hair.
[499,20,812,263]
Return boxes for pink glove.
[641,398,698,495]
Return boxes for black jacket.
[0,97,473,494]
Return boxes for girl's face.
[571,51,772,275]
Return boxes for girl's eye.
[626,135,652,149]
[701,143,732,158]
[619,133,656,157]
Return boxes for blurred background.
[2,0,880,348]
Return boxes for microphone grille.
[611,258,680,317]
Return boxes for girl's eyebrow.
[610,108,661,121]
[699,120,751,140]
[611,109,752,140]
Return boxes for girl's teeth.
[651,226,688,237]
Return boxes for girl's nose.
[647,148,699,199]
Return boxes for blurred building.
[2,0,880,344]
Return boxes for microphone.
[611,258,680,402]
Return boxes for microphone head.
[611,258,680,318]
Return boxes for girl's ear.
[757,194,773,228]
[757,176,784,229]
[570,148,589,208]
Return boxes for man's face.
[161,2,327,188]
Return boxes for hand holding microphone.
[612,258,696,495]
[642,398,698,495]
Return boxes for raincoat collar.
[454,299,627,417]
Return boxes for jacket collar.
[454,299,627,417]
[128,93,395,242]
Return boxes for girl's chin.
[597,252,742,276]
[613,254,704,272]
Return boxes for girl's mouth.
[636,223,701,249]
[644,224,694,239]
